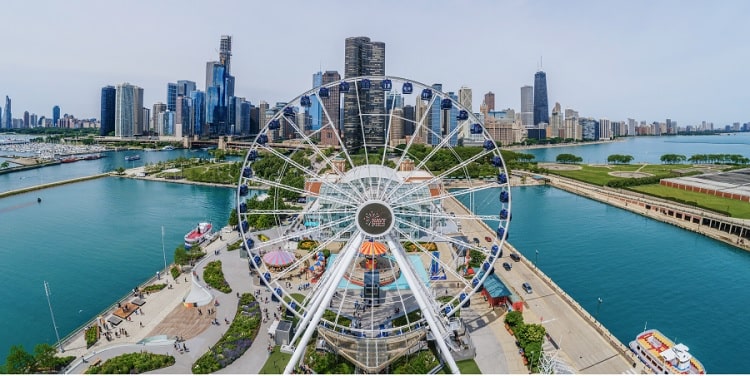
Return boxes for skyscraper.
[176,80,196,97]
[343,36,385,150]
[4,96,11,129]
[533,71,549,126]
[52,105,60,128]
[23,111,29,128]
[219,35,232,73]
[429,83,443,145]
[204,35,234,136]
[190,90,206,136]
[459,86,472,112]
[310,72,323,131]
[167,83,177,111]
[100,85,116,136]
[483,91,495,112]
[152,102,166,135]
[319,71,341,147]
[114,83,143,137]
[520,86,533,127]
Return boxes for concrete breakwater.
[0,173,110,199]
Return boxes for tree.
[0,161,9,169]
[504,310,524,328]
[5,345,35,374]
[115,167,126,175]
[607,154,634,164]
[660,154,686,164]
[556,153,583,164]
[228,208,238,228]
[33,343,57,372]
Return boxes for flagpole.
[44,281,63,352]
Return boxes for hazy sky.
[2,0,748,126]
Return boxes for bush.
[170,265,181,279]
[85,326,98,348]
[192,294,261,373]
[85,352,175,374]
[174,245,205,265]
[227,239,242,251]
[298,240,319,250]
[391,350,439,374]
[203,261,232,293]
[142,284,166,293]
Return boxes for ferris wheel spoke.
[393,209,498,223]
[391,226,471,288]
[254,216,353,250]
[378,94,438,200]
[242,208,354,217]
[260,145,363,205]
[394,217,492,258]
[391,181,496,210]
[277,108,368,203]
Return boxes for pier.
[0,173,110,199]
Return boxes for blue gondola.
[470,123,483,134]
[402,82,413,94]
[497,173,507,184]
[491,155,503,167]
[471,277,479,288]
[242,167,253,178]
[248,150,258,161]
[252,255,261,267]
[421,88,432,101]
[360,79,371,90]
[496,227,505,239]
[272,287,282,302]
[457,110,469,121]
[482,261,490,271]
[268,120,280,130]
[499,190,509,203]
[318,87,329,98]
[441,98,452,110]
[239,184,249,196]
[257,134,268,145]
[381,79,392,90]
[491,244,499,256]
[300,95,311,107]
[483,139,494,151]
[239,202,247,213]
[283,107,295,117]
[246,238,255,249]
[460,292,470,308]
[444,304,453,315]
[499,209,509,220]
[339,81,350,93]
[241,220,249,232]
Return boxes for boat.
[161,145,175,151]
[83,154,103,160]
[60,156,79,163]
[629,329,705,374]
[184,222,212,248]
[125,155,141,161]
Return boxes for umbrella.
[262,250,296,267]
[315,261,321,266]
[359,240,387,257]
[318,255,325,261]
[309,266,315,271]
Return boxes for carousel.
[342,239,401,287]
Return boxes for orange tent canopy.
[359,240,387,257]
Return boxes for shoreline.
[504,138,624,151]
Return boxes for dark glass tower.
[343,36,385,150]
[3,96,11,129]
[533,71,549,126]
[100,86,116,136]
[167,83,177,111]
[52,105,60,128]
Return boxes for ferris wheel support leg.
[385,236,461,374]
[283,233,364,374]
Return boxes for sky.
[1,0,749,126]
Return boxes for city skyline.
[1,0,749,126]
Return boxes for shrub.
[192,294,261,373]
[170,265,181,279]
[298,240,319,250]
[142,284,166,293]
[203,261,232,294]
[85,326,98,348]
[174,245,205,265]
[85,352,175,374]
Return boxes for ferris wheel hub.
[355,200,395,237]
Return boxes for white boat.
[184,222,212,248]
[629,328,705,374]
[161,145,175,151]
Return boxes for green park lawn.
[630,184,750,219]
[259,347,292,374]
[548,163,694,186]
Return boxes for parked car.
[510,253,521,262]
[522,282,533,294]
[502,262,512,271]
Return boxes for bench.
[90,358,102,367]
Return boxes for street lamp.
[596,297,603,319]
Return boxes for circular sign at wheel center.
[356,200,394,237]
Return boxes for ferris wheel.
[237,76,511,374]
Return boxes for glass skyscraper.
[167,83,177,111]
[310,71,323,131]
[533,71,549,126]
[52,105,60,128]
[343,36,386,150]
[4,96,11,129]
[429,83,442,145]
[114,83,143,137]
[100,86,116,136]
[190,90,206,137]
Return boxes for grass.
[548,163,691,186]
[630,184,750,218]
[258,346,292,374]
[203,260,232,293]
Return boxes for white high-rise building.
[520,85,533,127]
[114,83,144,137]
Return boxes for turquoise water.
[0,178,234,357]
[459,186,750,374]
[523,132,750,164]
[329,254,429,290]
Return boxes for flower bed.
[85,326,98,348]
[298,240,319,250]
[85,352,175,374]
[402,241,437,252]
[142,283,166,293]
[192,294,261,373]
[203,260,232,294]
[258,233,270,242]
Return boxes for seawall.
[0,173,110,199]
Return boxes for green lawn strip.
[226,239,243,251]
[85,352,174,374]
[182,162,241,184]
[391,349,441,373]
[191,293,261,373]
[258,346,292,374]
[438,359,482,374]
[630,184,750,218]
[203,260,232,293]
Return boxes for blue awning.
[479,271,511,298]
